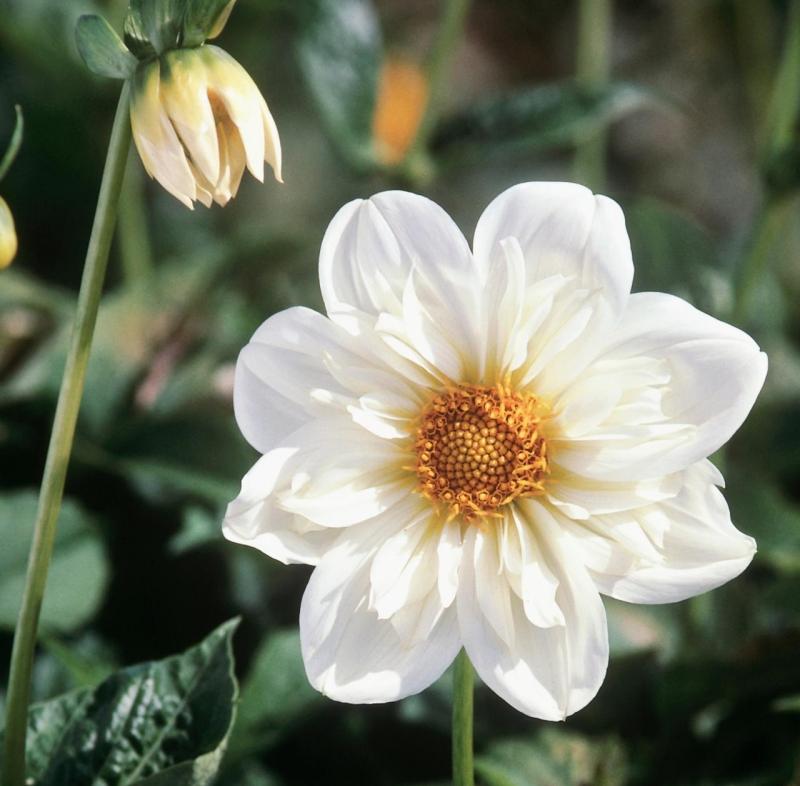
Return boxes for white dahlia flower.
[223,183,766,719]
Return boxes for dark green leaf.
[75,15,137,80]
[625,197,730,316]
[294,0,382,169]
[182,0,237,47]
[230,629,322,758]
[432,81,650,161]
[0,490,109,633]
[0,619,239,786]
[476,731,627,786]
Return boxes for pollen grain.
[414,385,549,520]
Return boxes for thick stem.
[452,649,475,786]
[401,0,471,180]
[1,83,131,786]
[573,0,613,190]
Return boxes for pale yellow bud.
[129,45,281,209]
[0,196,17,268]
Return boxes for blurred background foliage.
[1,0,800,784]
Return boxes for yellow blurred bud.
[130,45,281,209]
[0,196,17,268]
[372,56,428,166]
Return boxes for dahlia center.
[414,385,549,519]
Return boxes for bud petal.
[0,196,17,268]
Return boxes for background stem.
[1,83,131,786]
[401,0,471,180]
[574,0,613,190]
[452,649,475,786]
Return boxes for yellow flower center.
[414,385,549,520]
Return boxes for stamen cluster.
[415,385,549,519]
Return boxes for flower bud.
[130,45,281,208]
[0,196,17,268]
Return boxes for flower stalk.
[574,0,613,190]
[2,83,132,786]
[401,0,471,181]
[452,650,475,786]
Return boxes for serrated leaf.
[0,490,109,633]
[432,81,651,161]
[182,0,237,47]
[75,15,137,80]
[294,0,382,169]
[0,620,239,786]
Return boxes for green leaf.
[476,730,628,786]
[0,490,109,633]
[0,619,239,786]
[726,473,800,572]
[624,197,730,317]
[182,0,237,47]
[294,0,382,169]
[432,81,651,162]
[230,629,322,758]
[75,15,138,80]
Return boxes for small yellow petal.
[0,196,18,268]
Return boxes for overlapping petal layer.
[224,182,766,718]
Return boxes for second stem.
[1,83,132,786]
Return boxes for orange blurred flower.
[372,56,428,166]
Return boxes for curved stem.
[2,83,131,786]
[452,649,475,786]
[401,0,471,180]
[573,0,613,190]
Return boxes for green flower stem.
[573,0,613,190]
[2,83,131,786]
[452,649,475,786]
[401,0,471,181]
[118,149,154,283]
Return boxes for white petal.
[583,460,756,603]
[130,62,197,208]
[300,503,461,703]
[318,192,482,378]
[203,46,266,181]
[458,501,608,719]
[275,418,409,527]
[554,293,767,480]
[473,181,633,316]
[369,507,439,618]
[234,306,368,453]
[161,50,220,185]
[222,451,338,565]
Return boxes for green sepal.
[75,15,138,80]
[123,7,157,60]
[182,0,237,47]
[132,0,184,55]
